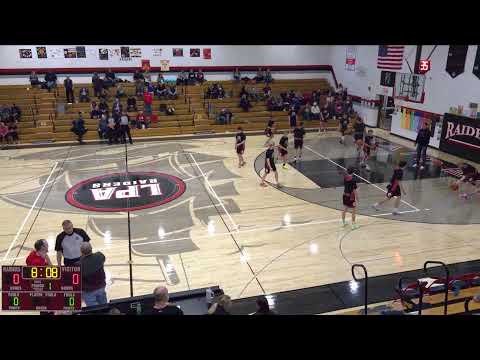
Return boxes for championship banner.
[445,45,469,78]
[141,60,151,72]
[345,46,356,71]
[439,113,480,163]
[160,60,170,71]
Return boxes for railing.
[31,107,37,128]
[351,264,368,315]
[397,277,424,315]
[49,113,56,133]
[423,261,450,315]
[33,95,39,115]
[188,97,191,113]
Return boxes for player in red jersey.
[361,129,378,171]
[342,167,360,230]
[235,127,246,168]
[26,239,52,266]
[372,160,407,215]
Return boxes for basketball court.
[0,130,479,312]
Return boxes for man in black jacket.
[413,122,431,170]
[64,76,74,103]
[80,242,107,307]
[44,71,57,92]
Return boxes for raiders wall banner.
[439,113,480,163]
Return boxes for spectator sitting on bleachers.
[29,71,40,87]
[127,95,137,112]
[107,115,119,145]
[233,67,241,82]
[217,84,225,99]
[136,111,148,129]
[0,105,11,123]
[143,286,184,315]
[146,81,155,94]
[143,90,153,115]
[207,295,232,315]
[196,69,205,84]
[311,102,321,120]
[0,122,8,144]
[248,86,260,102]
[167,85,177,100]
[26,239,52,266]
[90,101,100,119]
[156,83,168,99]
[321,104,330,121]
[176,71,187,85]
[254,68,265,83]
[11,104,21,121]
[205,84,213,99]
[302,103,312,121]
[112,98,123,118]
[133,69,144,82]
[79,87,90,103]
[240,85,248,98]
[264,68,273,83]
[335,98,344,117]
[263,85,272,98]
[97,114,107,140]
[166,105,175,116]
[135,79,145,98]
[116,84,126,98]
[157,73,165,85]
[44,71,57,92]
[98,98,108,115]
[188,69,196,85]
[104,68,117,88]
[99,88,109,101]
[239,94,252,112]
[71,112,87,144]
[6,120,19,144]
[217,108,233,125]
[93,73,103,98]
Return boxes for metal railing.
[351,264,368,315]
[397,277,424,315]
[33,95,39,115]
[31,107,37,128]
[423,261,450,315]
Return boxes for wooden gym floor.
[0,129,479,313]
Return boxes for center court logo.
[65,172,186,212]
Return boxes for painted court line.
[304,145,420,211]
[2,161,59,262]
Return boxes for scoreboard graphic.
[2,266,81,311]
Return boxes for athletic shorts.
[343,193,356,208]
[294,139,303,149]
[386,184,401,198]
[265,159,276,173]
[279,148,288,157]
[236,144,245,154]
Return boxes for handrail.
[49,113,56,132]
[464,297,473,314]
[33,95,39,114]
[188,97,191,113]
[192,111,196,127]
[351,264,368,315]
[397,277,424,315]
[423,261,450,315]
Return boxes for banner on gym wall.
[439,113,480,163]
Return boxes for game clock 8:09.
[22,266,60,279]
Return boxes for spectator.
[239,94,251,112]
[97,114,108,140]
[79,87,90,103]
[64,76,74,103]
[177,71,187,85]
[254,68,264,83]
[233,67,241,82]
[90,101,100,119]
[133,70,144,81]
[55,220,91,266]
[217,109,226,125]
[11,104,21,121]
[156,83,168,99]
[107,115,120,144]
[252,296,276,315]
[71,112,87,144]
[157,73,165,85]
[93,73,104,98]
[26,239,52,266]
[289,108,297,128]
[143,286,184,315]
[207,295,232,315]
[80,242,107,307]
[196,69,205,84]
[29,71,40,87]
[167,85,177,100]
[143,69,151,84]
[321,104,330,121]
[166,105,175,116]
[116,84,126,98]
[188,69,196,85]
[217,84,225,99]
[311,102,321,120]
[127,95,137,112]
[143,91,153,115]
[135,79,145,97]
[344,96,353,114]
[119,112,133,144]
[136,111,148,129]
[217,108,233,125]
[112,98,123,118]
[264,68,273,83]
[249,86,260,102]
[146,82,155,94]
[6,121,18,144]
[263,85,272,98]
[98,98,108,115]
[302,103,312,121]
[44,71,57,92]
[104,68,116,88]
[0,122,8,144]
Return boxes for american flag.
[377,45,405,70]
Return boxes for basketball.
[450,182,459,191]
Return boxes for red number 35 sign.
[418,60,431,74]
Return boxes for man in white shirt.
[55,220,91,266]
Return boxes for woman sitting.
[311,102,321,120]
[98,99,108,115]
[176,71,187,85]
[263,85,272,98]
[79,87,90,103]
[254,68,265,83]
[116,84,126,98]
[157,73,165,85]
[167,85,177,100]
[29,71,40,87]
[196,69,205,84]
[90,101,101,119]
[156,83,168,99]
[136,111,148,129]
[127,96,137,112]
[239,94,251,112]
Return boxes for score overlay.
[2,266,81,311]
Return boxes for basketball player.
[278,131,289,169]
[353,116,366,159]
[293,122,306,163]
[453,162,480,199]
[339,114,349,144]
[235,126,246,168]
[264,119,275,146]
[342,167,360,230]
[260,141,281,187]
[319,104,329,133]
[361,129,377,171]
[372,160,407,215]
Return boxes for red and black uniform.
[265,119,274,139]
[265,148,276,173]
[343,174,357,208]
[460,163,479,184]
[363,135,375,156]
[294,126,306,149]
[387,168,403,198]
[279,135,288,156]
[236,132,246,154]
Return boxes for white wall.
[330,45,480,116]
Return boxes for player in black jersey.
[372,160,407,215]
[278,131,289,169]
[339,114,349,144]
[235,126,246,168]
[293,122,306,162]
[264,119,275,146]
[453,162,480,199]
[361,129,377,171]
[260,141,281,187]
[353,116,366,158]
[342,167,360,230]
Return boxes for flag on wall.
[473,46,480,79]
[19,49,32,59]
[446,45,469,78]
[377,45,404,70]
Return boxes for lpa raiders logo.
[66,172,186,212]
